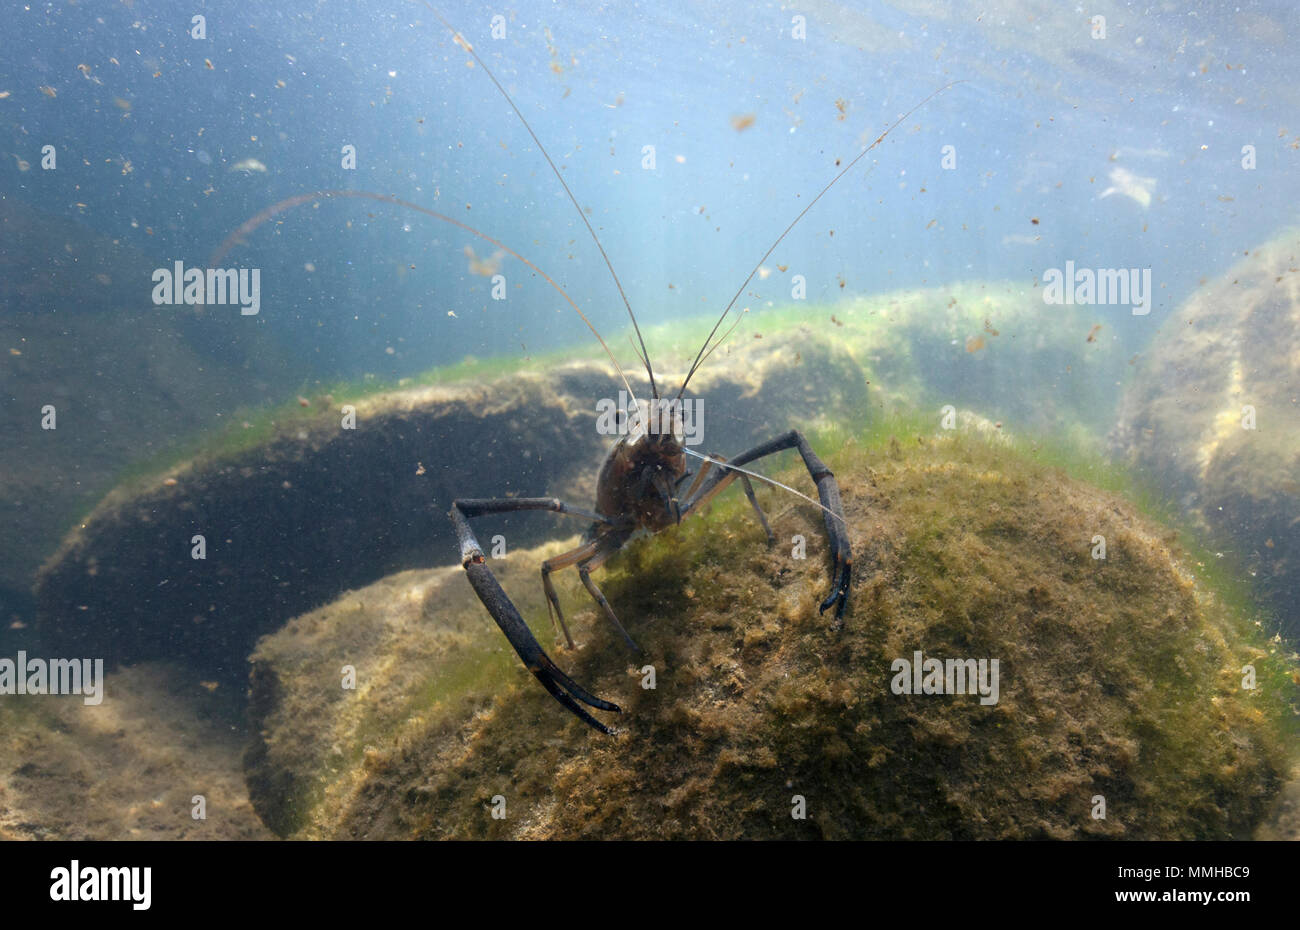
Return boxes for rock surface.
[35,329,867,680]
[0,198,291,625]
[0,662,270,840]
[244,430,1295,840]
[1112,229,1300,636]
[33,278,1128,683]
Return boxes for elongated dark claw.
[466,554,621,733]
[451,502,622,733]
[527,650,622,735]
[819,559,852,622]
[465,555,620,733]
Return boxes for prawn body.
[437,9,959,734]
[219,6,958,734]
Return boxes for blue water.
[3,0,1297,379]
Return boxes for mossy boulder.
[1111,229,1300,636]
[34,328,866,680]
[0,199,289,621]
[245,428,1295,839]
[31,276,1126,681]
[0,663,269,840]
[792,281,1129,438]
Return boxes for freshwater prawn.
[434,13,960,733]
[213,8,958,734]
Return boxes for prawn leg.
[675,453,775,543]
[449,497,622,733]
[681,431,852,622]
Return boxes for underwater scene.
[1,0,1298,847]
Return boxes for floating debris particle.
[1099,166,1156,209]
[229,158,268,173]
[39,85,57,98]
[730,113,756,132]
[1086,323,1103,343]
[965,335,986,353]
[463,245,503,276]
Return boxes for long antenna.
[683,448,846,526]
[422,2,660,400]
[676,80,965,399]
[207,189,642,413]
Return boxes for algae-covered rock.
[35,327,866,680]
[32,279,1124,683]
[246,429,1295,839]
[0,199,290,621]
[0,663,269,840]
[1111,229,1300,636]
[806,282,1129,438]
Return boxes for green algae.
[89,279,1116,512]
[245,420,1297,839]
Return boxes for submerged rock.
[32,279,1124,683]
[1112,229,1300,637]
[35,329,866,681]
[0,199,288,621]
[245,430,1295,839]
[0,663,269,840]
[823,282,1128,439]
